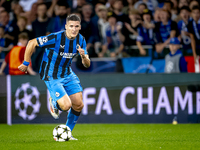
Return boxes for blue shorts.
[44,72,83,102]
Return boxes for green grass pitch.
[0,124,199,150]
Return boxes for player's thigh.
[64,83,83,105]
[45,79,71,110]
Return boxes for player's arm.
[18,39,38,73]
[77,45,90,68]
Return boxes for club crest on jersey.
[55,92,60,97]
[76,44,80,49]
[60,52,76,58]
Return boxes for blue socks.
[66,107,81,131]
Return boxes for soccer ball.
[53,124,71,141]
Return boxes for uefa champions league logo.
[15,83,41,120]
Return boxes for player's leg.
[45,79,72,119]
[57,94,72,111]
[66,92,83,131]
[63,72,83,139]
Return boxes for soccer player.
[18,14,90,140]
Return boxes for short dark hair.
[192,5,200,11]
[66,14,81,22]
[57,1,69,8]
[164,0,173,8]
[180,6,191,12]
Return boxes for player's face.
[65,21,81,39]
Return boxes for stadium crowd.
[0,0,200,74]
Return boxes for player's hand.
[18,64,28,73]
[77,45,86,58]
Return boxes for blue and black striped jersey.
[36,30,87,81]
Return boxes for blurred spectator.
[79,3,93,42]
[19,0,37,12]
[112,0,129,23]
[177,6,192,55]
[0,32,36,75]
[136,9,155,56]
[137,3,148,15]
[101,11,123,57]
[26,2,38,29]
[9,0,20,23]
[17,16,32,39]
[163,0,173,11]
[187,5,200,72]
[170,0,178,10]
[95,5,109,57]
[13,2,24,22]
[0,26,14,58]
[154,9,179,56]
[105,0,116,11]
[122,0,138,15]
[163,0,178,20]
[0,10,20,45]
[46,1,70,34]
[0,6,5,13]
[71,0,86,12]
[165,37,187,73]
[178,0,189,9]
[32,3,50,38]
[189,0,199,11]
[118,9,142,56]
[134,0,158,13]
[0,0,11,12]
[171,2,179,20]
[31,2,50,72]
[47,0,58,17]
[154,8,161,22]
[87,3,104,57]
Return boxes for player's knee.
[60,100,72,111]
[77,101,84,111]
[61,104,72,111]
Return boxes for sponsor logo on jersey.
[60,52,76,58]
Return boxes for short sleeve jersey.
[36,30,87,81]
